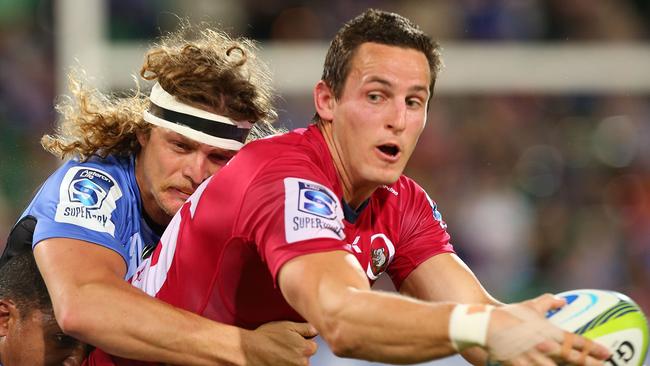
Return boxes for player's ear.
[136,127,153,147]
[313,80,335,122]
[0,299,17,336]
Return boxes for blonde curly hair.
[42,26,277,160]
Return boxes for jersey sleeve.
[238,157,350,284]
[27,162,130,263]
[387,179,455,289]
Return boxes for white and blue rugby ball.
[546,289,649,366]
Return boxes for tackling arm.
[35,238,317,366]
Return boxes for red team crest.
[366,233,395,280]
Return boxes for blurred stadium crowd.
[0,0,649,322]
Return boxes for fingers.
[573,336,611,360]
[515,336,606,366]
[268,321,319,356]
[304,338,319,356]
[288,322,319,338]
[544,331,610,366]
[565,332,610,360]
[526,350,557,366]
[529,293,566,314]
[259,320,319,338]
[561,332,576,360]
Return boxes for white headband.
[143,83,253,150]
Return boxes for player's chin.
[159,196,185,217]
[368,168,402,186]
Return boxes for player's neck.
[318,122,376,209]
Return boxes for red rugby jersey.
[86,124,453,365]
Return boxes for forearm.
[56,278,251,366]
[280,251,495,364]
[399,253,503,365]
[316,288,458,364]
[34,240,252,366]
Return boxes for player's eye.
[171,141,190,152]
[406,98,424,109]
[367,93,384,103]
[208,153,231,165]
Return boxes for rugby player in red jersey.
[90,9,610,366]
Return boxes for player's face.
[136,127,235,225]
[329,42,430,189]
[0,306,85,366]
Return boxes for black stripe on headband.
[148,103,250,144]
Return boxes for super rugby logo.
[70,178,106,208]
[55,166,122,236]
[298,182,337,219]
[284,178,345,244]
[68,169,114,209]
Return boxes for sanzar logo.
[284,178,345,244]
[55,166,122,236]
[298,182,337,219]
[70,178,106,208]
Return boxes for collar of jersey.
[342,199,370,224]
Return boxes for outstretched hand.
[487,294,610,366]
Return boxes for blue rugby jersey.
[20,155,160,279]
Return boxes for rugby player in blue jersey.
[2,26,316,366]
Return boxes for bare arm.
[400,253,500,365]
[35,238,317,366]
[278,250,610,365]
[400,253,500,305]
[279,250,458,364]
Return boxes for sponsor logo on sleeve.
[284,178,345,244]
[54,167,122,236]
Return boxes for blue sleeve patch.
[54,167,123,236]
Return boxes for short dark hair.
[321,9,442,102]
[0,251,52,318]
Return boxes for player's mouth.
[170,187,193,201]
[375,143,401,162]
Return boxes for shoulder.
[50,155,133,200]
[239,128,309,159]
[26,155,136,224]
[228,128,324,180]
[50,155,130,181]
[24,155,137,244]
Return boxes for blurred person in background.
[0,251,86,366]
[94,9,609,366]
[1,25,317,365]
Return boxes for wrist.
[448,304,494,351]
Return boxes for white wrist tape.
[449,304,495,351]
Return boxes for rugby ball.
[546,289,649,366]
